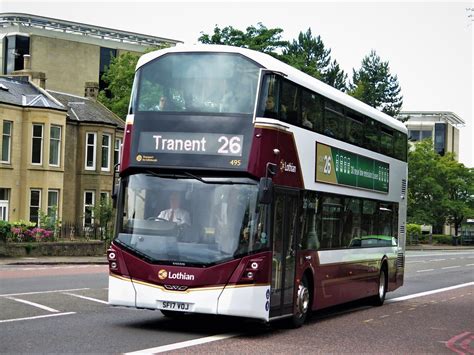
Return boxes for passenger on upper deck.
[263,95,278,118]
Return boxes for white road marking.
[62,293,108,304]
[0,288,90,297]
[124,333,240,354]
[466,264,474,267]
[407,252,474,258]
[0,312,76,324]
[417,269,434,273]
[16,265,103,271]
[387,282,474,303]
[429,259,446,262]
[6,297,60,313]
[442,266,461,270]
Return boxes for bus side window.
[301,90,323,132]
[259,74,280,119]
[280,80,299,125]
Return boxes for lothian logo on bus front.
[158,269,195,281]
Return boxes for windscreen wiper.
[184,172,252,185]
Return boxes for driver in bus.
[157,192,191,226]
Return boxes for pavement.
[0,244,473,266]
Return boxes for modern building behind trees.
[399,111,465,160]
[399,111,468,237]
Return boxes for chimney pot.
[23,54,31,70]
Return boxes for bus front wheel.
[289,274,311,328]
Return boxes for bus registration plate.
[158,301,192,312]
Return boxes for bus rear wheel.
[289,275,311,328]
[371,266,387,306]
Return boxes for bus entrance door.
[270,190,299,318]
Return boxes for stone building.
[48,87,124,225]
[0,76,66,222]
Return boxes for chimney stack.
[84,82,99,100]
[11,55,47,89]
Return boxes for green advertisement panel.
[315,143,389,193]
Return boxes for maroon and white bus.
[108,45,408,327]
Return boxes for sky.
[2,0,473,166]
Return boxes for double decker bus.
[108,45,407,327]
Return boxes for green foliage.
[98,46,169,119]
[432,234,453,245]
[349,50,403,116]
[92,197,114,245]
[406,223,422,244]
[438,153,474,236]
[199,23,288,56]
[0,220,10,242]
[408,139,474,234]
[98,52,140,119]
[39,206,61,240]
[280,28,347,91]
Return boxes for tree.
[349,50,403,117]
[98,52,140,119]
[408,139,474,235]
[198,23,288,56]
[98,46,167,119]
[407,140,445,227]
[438,153,474,236]
[281,28,347,91]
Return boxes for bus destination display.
[137,132,244,157]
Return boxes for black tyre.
[289,274,311,328]
[372,266,387,306]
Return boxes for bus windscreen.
[116,173,269,266]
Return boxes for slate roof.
[48,90,124,129]
[0,76,65,110]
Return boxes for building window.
[32,124,43,164]
[47,189,59,219]
[49,125,62,166]
[1,121,12,163]
[100,191,109,202]
[434,123,446,156]
[84,191,95,226]
[114,138,122,168]
[99,47,117,93]
[85,132,97,170]
[30,189,41,225]
[0,188,10,221]
[101,134,111,171]
[4,34,30,74]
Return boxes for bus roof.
[137,44,407,134]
